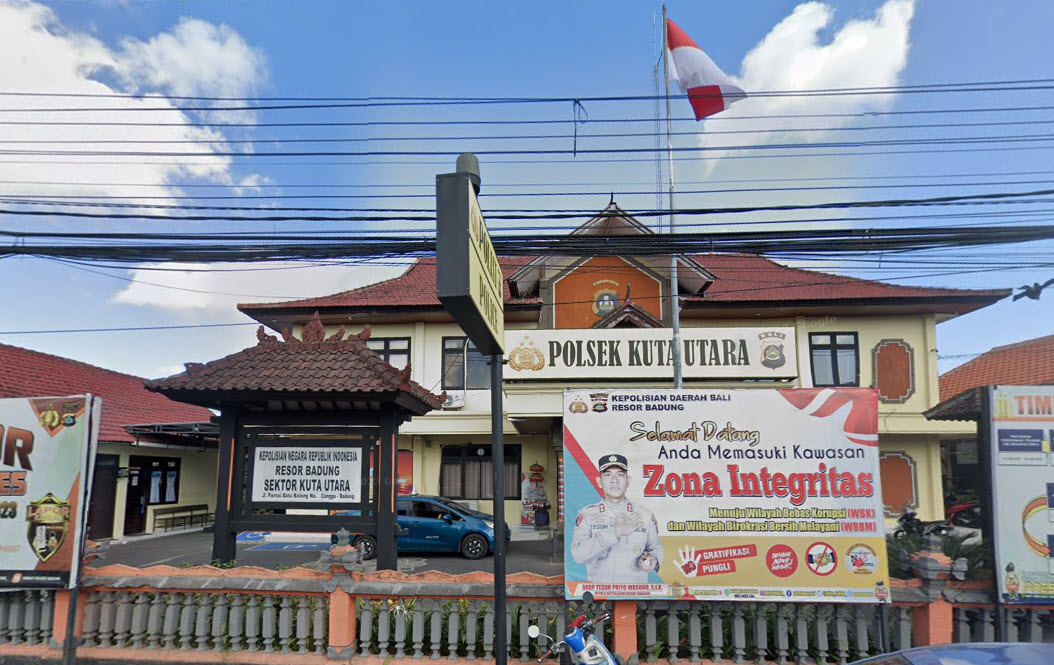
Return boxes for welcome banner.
[0,395,100,589]
[563,388,888,602]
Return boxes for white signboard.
[1,395,100,589]
[989,386,1054,604]
[563,388,888,602]
[251,447,362,503]
[505,328,797,380]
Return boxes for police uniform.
[570,455,664,583]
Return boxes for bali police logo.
[758,331,787,370]
[591,279,621,317]
[847,543,878,575]
[589,393,610,413]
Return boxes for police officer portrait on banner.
[571,454,664,583]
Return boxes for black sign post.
[437,154,508,665]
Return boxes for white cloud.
[697,0,916,170]
[0,1,268,202]
[113,17,267,124]
[111,261,407,313]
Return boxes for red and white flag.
[665,18,746,120]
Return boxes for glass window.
[439,444,521,500]
[366,337,411,368]
[809,332,859,387]
[133,456,181,505]
[441,337,491,390]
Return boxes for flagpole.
[661,5,683,389]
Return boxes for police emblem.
[569,398,589,414]
[507,336,545,372]
[589,393,610,413]
[591,279,621,317]
[758,331,787,370]
[26,493,72,563]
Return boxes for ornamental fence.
[1,556,1054,664]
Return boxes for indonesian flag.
[666,18,746,120]
[777,388,879,447]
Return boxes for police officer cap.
[598,454,628,471]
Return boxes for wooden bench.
[152,504,214,532]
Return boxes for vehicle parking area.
[98,529,563,577]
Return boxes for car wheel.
[352,535,377,560]
[460,533,489,560]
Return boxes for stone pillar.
[612,600,638,661]
[326,582,356,660]
[909,533,955,646]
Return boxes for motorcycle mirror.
[527,625,541,639]
[582,591,595,606]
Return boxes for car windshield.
[435,497,488,517]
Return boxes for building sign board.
[436,172,504,355]
[563,388,888,602]
[0,395,100,589]
[251,447,363,503]
[988,386,1054,604]
[506,328,797,380]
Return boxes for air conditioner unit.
[464,500,479,512]
[441,391,465,410]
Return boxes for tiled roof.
[0,342,213,444]
[688,254,1009,303]
[938,334,1054,401]
[146,315,443,412]
[239,257,538,312]
[241,253,1007,313]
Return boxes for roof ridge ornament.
[301,312,327,343]
[356,324,372,341]
[256,326,279,345]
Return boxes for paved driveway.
[97,530,564,577]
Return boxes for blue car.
[850,642,1054,664]
[340,495,511,561]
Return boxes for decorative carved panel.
[879,452,918,518]
[872,339,915,404]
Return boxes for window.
[439,444,521,500]
[131,455,181,505]
[366,337,410,368]
[810,333,859,387]
[441,337,491,390]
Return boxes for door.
[407,500,462,551]
[123,464,148,535]
[87,454,118,540]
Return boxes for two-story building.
[239,205,1008,536]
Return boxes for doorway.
[87,453,118,540]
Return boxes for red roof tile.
[689,254,1009,302]
[241,254,1006,313]
[0,343,213,444]
[239,257,538,312]
[939,334,1054,401]
[146,316,443,412]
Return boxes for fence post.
[49,589,83,649]
[910,534,956,646]
[327,582,356,659]
[612,600,637,661]
[912,599,953,646]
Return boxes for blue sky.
[0,0,1051,379]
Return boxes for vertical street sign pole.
[436,153,507,665]
[661,4,683,388]
[491,354,507,665]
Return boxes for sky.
[0,0,1051,380]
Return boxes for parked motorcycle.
[944,493,983,530]
[528,592,624,665]
[893,509,951,540]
